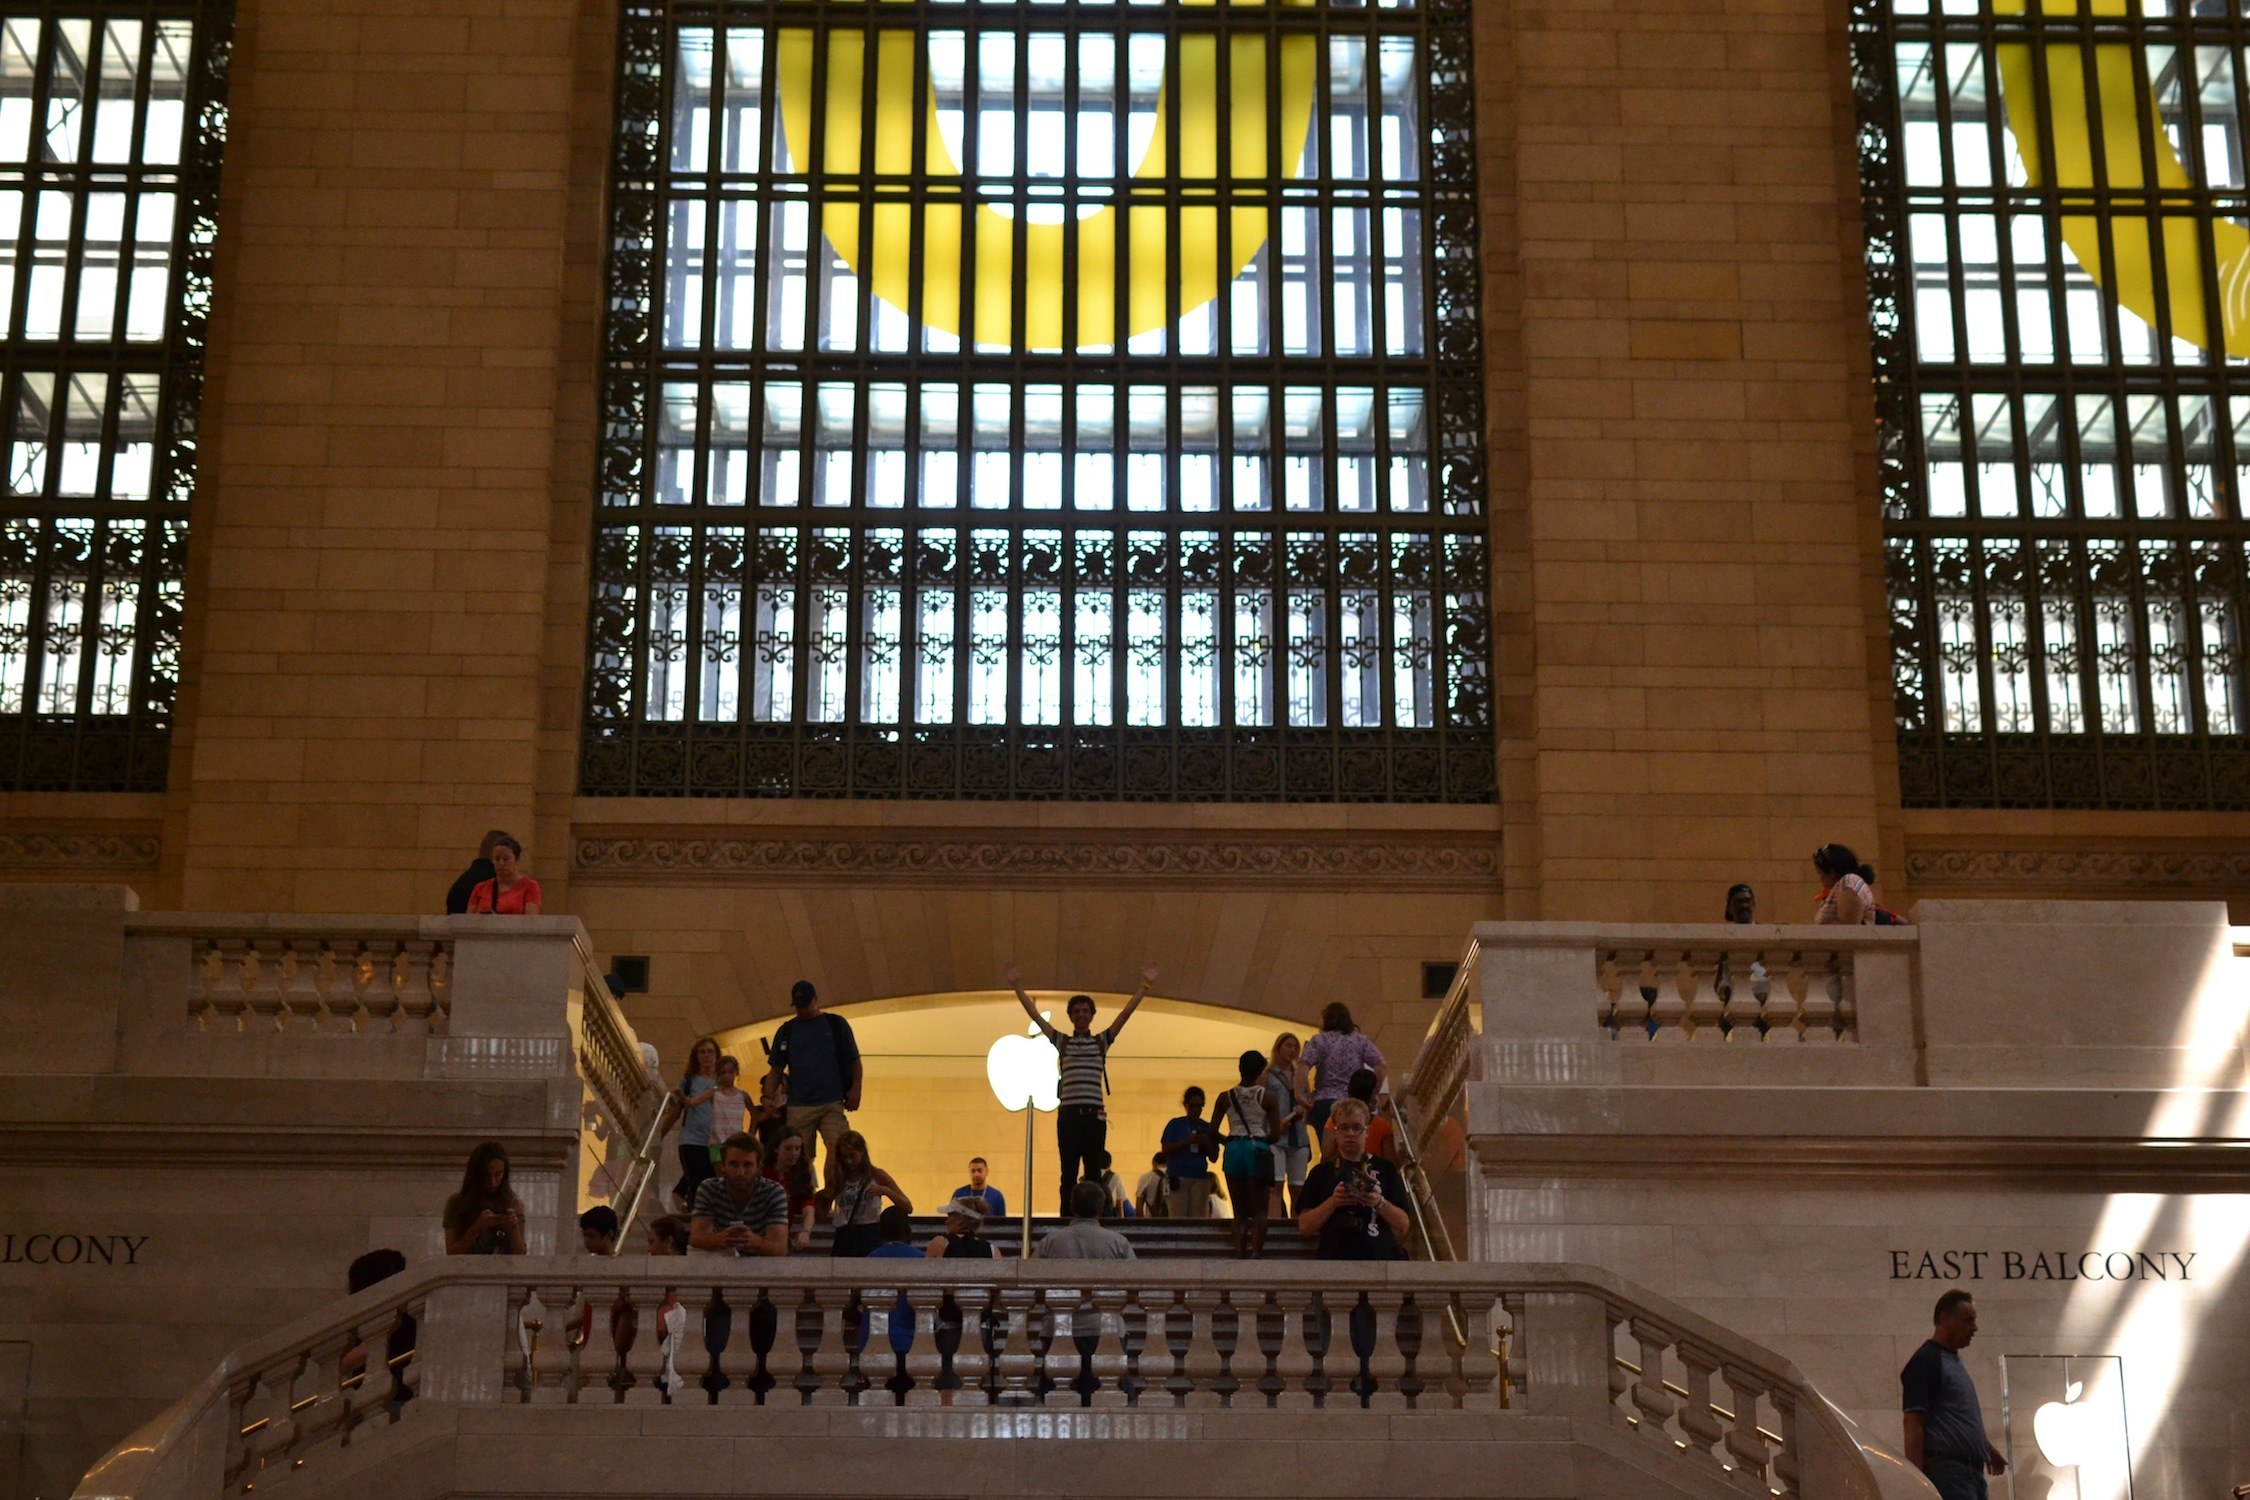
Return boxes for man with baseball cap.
[761,979,861,1185]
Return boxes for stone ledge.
[0,831,160,871]
[1905,846,2250,888]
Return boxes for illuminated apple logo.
[2032,1381,2128,1481]
[986,1020,1059,1113]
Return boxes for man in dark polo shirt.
[762,980,861,1184]
[1901,1290,2007,1499]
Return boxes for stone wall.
[1457,900,2250,1498]
[0,890,630,1500]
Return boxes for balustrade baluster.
[1030,1289,1074,1408]
[222,1375,256,1492]
[528,1285,574,1403]
[901,1287,946,1406]
[1088,1287,1130,1409]
[805,1285,853,1406]
[1721,1364,1777,1493]
[1611,951,1651,1037]
[1768,1388,1803,1497]
[695,1286,737,1405]
[396,942,441,1037]
[1501,1292,1528,1407]
[992,1288,1037,1406]
[342,1308,402,1434]
[1798,955,1838,1044]
[619,1284,667,1407]
[1213,1291,1248,1407]
[1157,1289,1192,1406]
[1649,953,1691,1044]
[427,945,454,1032]
[1718,951,1764,1039]
[1248,1289,1282,1409]
[292,1334,350,1455]
[282,940,326,1032]
[1273,1287,1317,1411]
[357,942,401,1034]
[1675,1341,1728,1471]
[1605,1305,1632,1424]
[1455,1291,1501,1407]
[1629,1318,1681,1449]
[1181,1287,1224,1409]
[947,1288,995,1406]
[1362,1289,1409,1411]
[1832,958,1858,1041]
[244,941,287,1034]
[246,1353,306,1473]
[1685,953,1727,1043]
[1762,959,1804,1044]
[1117,1289,1151,1408]
[508,1288,540,1402]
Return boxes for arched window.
[1856,0,2250,808]
[0,5,223,790]
[586,0,1489,800]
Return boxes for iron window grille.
[0,2,227,791]
[1853,0,2250,809]
[586,0,1491,801]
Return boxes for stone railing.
[184,926,453,1036]
[75,1259,1911,1500]
[1411,923,1923,1094]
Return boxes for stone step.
[805,1214,1319,1259]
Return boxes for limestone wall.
[1458,900,2250,1498]
[0,889,640,1500]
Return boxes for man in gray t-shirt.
[1035,1181,1137,1260]
[1901,1291,2007,1500]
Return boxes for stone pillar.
[0,884,135,1075]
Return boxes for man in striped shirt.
[1005,961,1159,1216]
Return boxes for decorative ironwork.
[586,0,1490,801]
[0,3,229,790]
[1852,0,2250,809]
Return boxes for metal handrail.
[1382,1090,1459,1264]
[608,1089,677,1249]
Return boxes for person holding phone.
[442,1141,526,1255]
[1296,1099,1409,1260]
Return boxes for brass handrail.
[609,1088,677,1249]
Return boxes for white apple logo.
[986,1020,1059,1113]
[2033,1380,2128,1485]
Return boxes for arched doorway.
[714,990,1297,1218]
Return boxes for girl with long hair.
[1300,1002,1386,1138]
[762,1126,818,1252]
[1812,844,1879,925]
[442,1141,525,1255]
[824,1130,911,1257]
[671,1036,722,1212]
[1264,1032,1310,1218]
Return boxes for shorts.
[1273,1140,1310,1186]
[1220,1138,1271,1179]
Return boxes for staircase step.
[801,1214,1318,1259]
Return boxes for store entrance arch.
[713,990,1300,1218]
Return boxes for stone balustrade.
[77,1258,1907,1500]
[1405,923,1924,1122]
[186,929,454,1036]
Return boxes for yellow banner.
[1993,0,2250,356]
[776,0,1318,352]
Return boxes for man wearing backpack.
[762,980,861,1186]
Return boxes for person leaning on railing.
[689,1134,790,1257]
[464,834,542,914]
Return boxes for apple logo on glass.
[986,1020,1059,1113]
[2032,1381,2128,1483]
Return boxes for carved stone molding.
[0,832,161,871]
[1905,847,2250,888]
[575,832,1502,888]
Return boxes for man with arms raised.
[1901,1290,2007,1499]
[1004,962,1158,1216]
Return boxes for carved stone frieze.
[1905,847,2250,888]
[0,832,161,870]
[574,833,1501,887]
